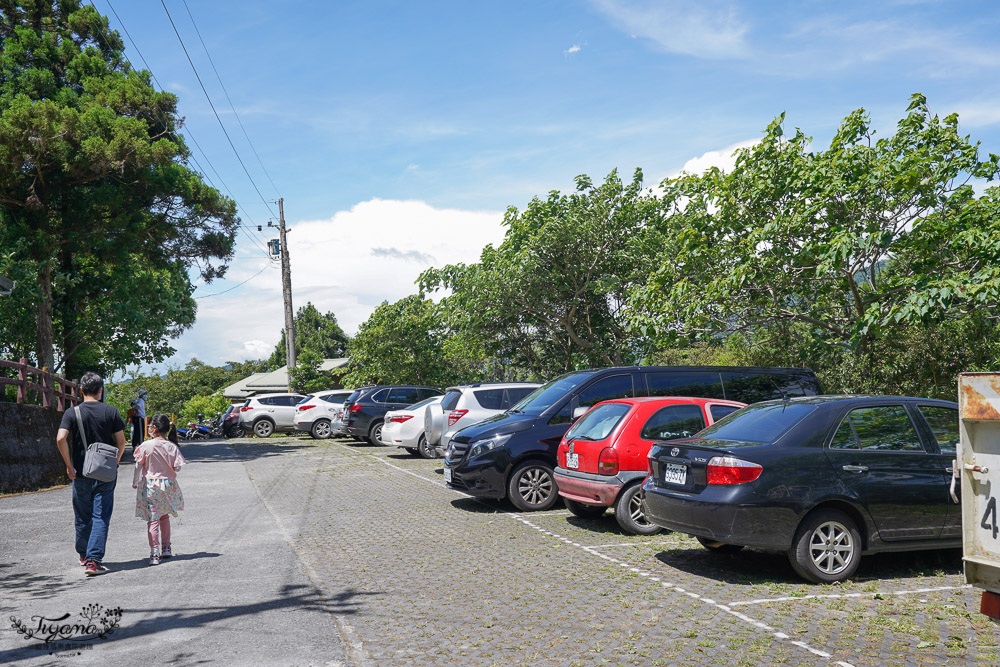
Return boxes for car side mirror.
[572,406,588,421]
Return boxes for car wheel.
[789,509,862,583]
[417,435,437,459]
[226,425,245,438]
[253,419,274,438]
[404,447,419,455]
[614,484,662,535]
[310,419,332,440]
[367,420,384,445]
[507,462,559,512]
[565,498,607,519]
[696,536,744,555]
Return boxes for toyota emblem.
[670,447,680,457]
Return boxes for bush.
[179,394,232,426]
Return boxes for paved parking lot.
[236,435,998,666]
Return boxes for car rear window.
[441,390,463,411]
[565,402,632,442]
[697,402,817,444]
[321,393,349,404]
[346,390,362,403]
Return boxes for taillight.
[241,406,253,412]
[297,404,316,411]
[557,441,568,467]
[447,409,469,426]
[597,447,619,475]
[349,404,362,412]
[388,415,413,424]
[706,456,762,485]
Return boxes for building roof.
[222,358,350,399]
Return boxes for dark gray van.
[442,366,821,511]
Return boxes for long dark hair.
[149,413,171,437]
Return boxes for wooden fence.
[0,358,81,411]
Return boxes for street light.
[0,275,13,296]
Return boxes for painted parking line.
[342,443,854,667]
[729,584,972,607]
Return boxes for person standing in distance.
[55,372,127,576]
[131,390,147,449]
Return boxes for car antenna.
[770,378,790,403]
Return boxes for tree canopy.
[268,302,350,370]
[0,1,238,378]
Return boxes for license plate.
[663,462,687,485]
[443,467,453,483]
[566,453,579,469]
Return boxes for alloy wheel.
[808,520,855,576]
[517,467,554,506]
[628,492,651,526]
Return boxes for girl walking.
[133,413,186,565]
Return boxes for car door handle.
[842,464,868,473]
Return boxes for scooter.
[182,413,213,440]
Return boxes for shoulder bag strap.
[73,405,89,449]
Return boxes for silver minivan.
[239,392,308,437]
[424,383,541,456]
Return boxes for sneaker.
[149,550,160,566]
[79,556,86,566]
[84,561,107,576]
[161,545,172,559]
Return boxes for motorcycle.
[182,413,213,440]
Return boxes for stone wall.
[0,402,66,494]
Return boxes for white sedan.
[380,395,443,458]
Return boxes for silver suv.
[239,392,307,437]
[424,383,540,456]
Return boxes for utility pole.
[277,198,296,370]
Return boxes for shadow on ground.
[180,439,312,463]
[0,584,382,665]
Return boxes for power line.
[194,264,274,299]
[158,0,279,220]
[99,0,275,260]
[181,0,282,199]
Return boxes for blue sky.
[100,0,1000,375]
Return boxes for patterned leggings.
[147,514,171,549]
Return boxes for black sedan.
[642,396,960,583]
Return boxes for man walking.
[131,389,147,449]
[55,372,126,576]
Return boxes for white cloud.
[565,44,582,55]
[677,138,760,176]
[954,103,1000,128]
[162,199,505,369]
[589,0,749,59]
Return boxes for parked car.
[294,389,354,439]
[443,365,820,512]
[239,392,308,437]
[642,395,960,583]
[381,395,445,458]
[425,383,542,456]
[343,385,443,444]
[554,397,745,534]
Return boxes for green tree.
[268,302,350,369]
[287,349,344,393]
[179,393,231,426]
[340,295,449,388]
[630,95,1000,389]
[0,1,238,377]
[421,168,660,379]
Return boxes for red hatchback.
[554,397,745,534]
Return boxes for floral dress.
[133,437,186,521]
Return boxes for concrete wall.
[0,402,66,494]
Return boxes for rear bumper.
[293,420,314,432]
[641,478,793,550]
[554,468,646,506]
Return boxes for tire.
[310,419,332,440]
[507,462,559,512]
[789,509,862,583]
[367,420,384,445]
[696,536,745,555]
[614,484,662,535]
[226,425,245,438]
[417,434,438,459]
[565,498,607,519]
[253,419,275,438]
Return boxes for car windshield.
[509,371,596,416]
[695,402,817,444]
[565,402,632,441]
